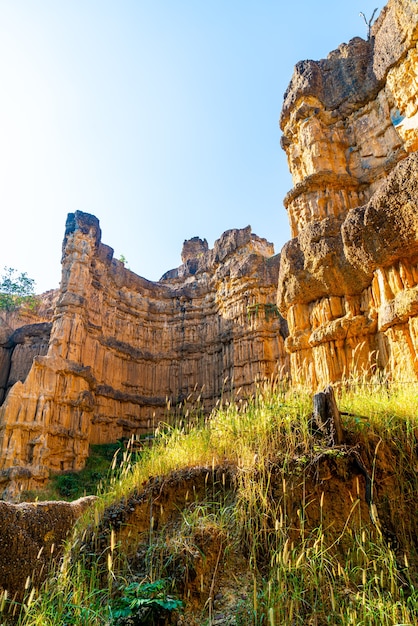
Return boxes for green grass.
[2,380,418,625]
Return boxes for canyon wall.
[278,0,418,387]
[0,292,58,404]
[0,213,287,497]
[2,0,418,498]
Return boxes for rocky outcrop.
[0,291,58,404]
[0,213,287,497]
[0,322,52,405]
[0,496,96,598]
[278,0,418,387]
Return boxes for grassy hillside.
[1,379,418,625]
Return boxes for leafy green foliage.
[0,266,37,311]
[118,254,129,268]
[246,302,280,322]
[110,579,183,624]
[54,473,80,498]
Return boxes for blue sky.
[0,0,381,293]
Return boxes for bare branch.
[360,7,379,39]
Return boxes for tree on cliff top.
[0,266,37,310]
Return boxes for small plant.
[247,302,280,322]
[110,579,183,624]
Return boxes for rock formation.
[0,214,286,497]
[2,0,418,497]
[278,0,418,387]
[0,495,96,598]
[0,291,58,404]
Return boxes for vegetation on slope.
[1,379,418,625]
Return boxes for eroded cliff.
[2,0,418,498]
[278,0,418,387]
[0,213,287,497]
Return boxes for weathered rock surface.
[2,0,418,496]
[278,0,418,387]
[0,322,52,405]
[0,213,287,496]
[0,496,96,598]
[0,292,58,404]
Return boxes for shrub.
[0,267,37,311]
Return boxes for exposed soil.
[0,496,97,600]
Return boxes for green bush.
[110,579,183,624]
[0,266,37,311]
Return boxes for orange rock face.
[3,0,418,498]
[0,214,287,497]
[278,0,418,387]
[0,291,58,404]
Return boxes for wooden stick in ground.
[312,385,344,446]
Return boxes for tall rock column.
[0,214,102,498]
[278,0,418,387]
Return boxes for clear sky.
[0,0,381,293]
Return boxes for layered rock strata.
[0,291,58,403]
[0,323,52,405]
[278,0,418,386]
[3,0,417,497]
[0,212,286,497]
